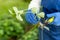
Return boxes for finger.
[29,13,38,24]
[47,13,55,17]
[25,13,32,23]
[25,13,37,24]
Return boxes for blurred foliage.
[0,0,38,40]
[23,0,31,2]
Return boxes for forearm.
[28,0,42,13]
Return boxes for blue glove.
[47,12,60,26]
[25,10,39,24]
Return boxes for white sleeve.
[28,0,41,13]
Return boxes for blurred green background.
[0,0,38,40]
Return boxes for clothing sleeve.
[28,0,41,13]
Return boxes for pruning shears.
[37,12,55,40]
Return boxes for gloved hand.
[25,10,39,24]
[47,12,60,26]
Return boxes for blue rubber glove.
[25,10,39,24]
[47,12,60,26]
